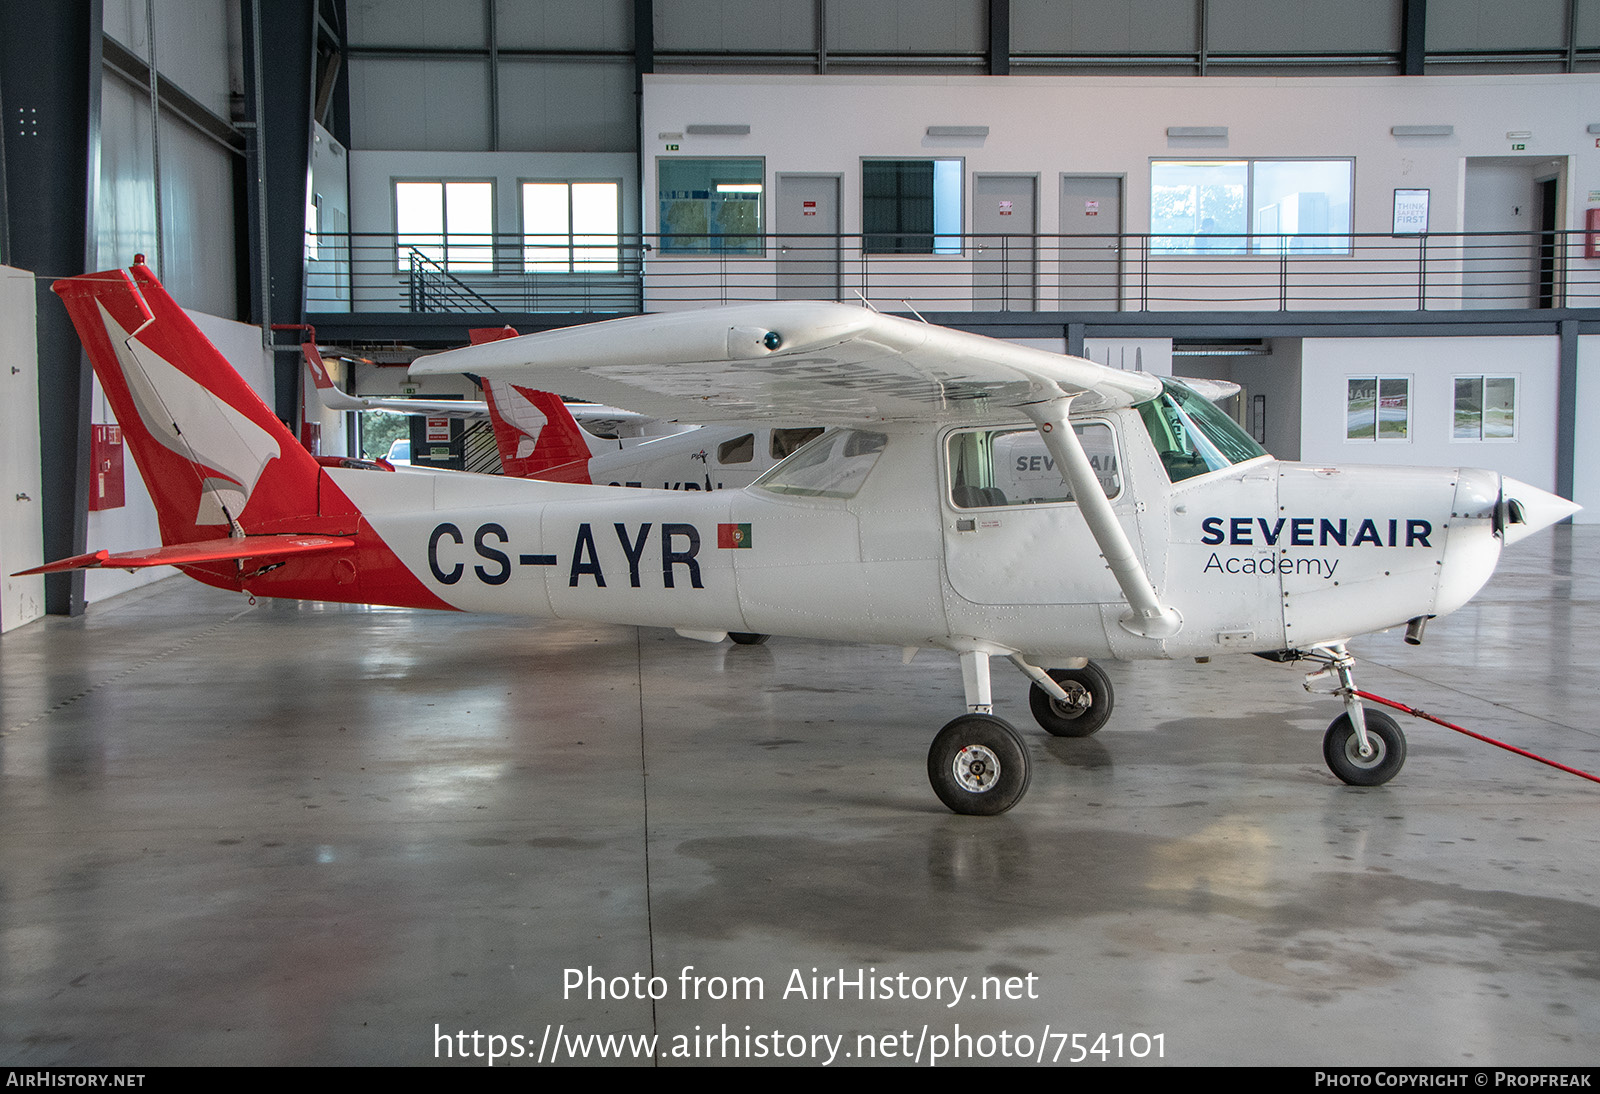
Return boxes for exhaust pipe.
[1404,616,1430,646]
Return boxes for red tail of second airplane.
[481,380,598,483]
[470,324,596,482]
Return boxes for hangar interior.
[2,0,1598,1067]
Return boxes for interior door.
[1059,175,1123,311]
[973,175,1037,312]
[776,174,841,301]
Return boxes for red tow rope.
[1353,689,1600,785]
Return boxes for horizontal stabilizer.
[16,535,355,575]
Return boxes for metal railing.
[304,229,1599,315]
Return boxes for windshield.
[1137,379,1266,482]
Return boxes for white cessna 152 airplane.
[34,262,1578,814]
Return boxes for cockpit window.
[752,429,887,499]
[948,423,1120,509]
[1137,379,1267,483]
[770,427,824,459]
[718,434,755,464]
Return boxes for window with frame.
[522,182,621,273]
[658,158,764,255]
[753,429,887,499]
[1346,376,1410,442]
[770,427,824,459]
[1454,376,1517,441]
[395,180,494,271]
[1151,159,1352,256]
[863,159,963,255]
[718,434,755,464]
[947,424,1121,508]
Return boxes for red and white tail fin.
[53,263,322,547]
[470,326,598,482]
[481,380,599,483]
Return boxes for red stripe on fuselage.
[227,471,461,611]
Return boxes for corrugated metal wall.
[99,0,238,317]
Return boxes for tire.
[1028,663,1114,737]
[728,632,770,645]
[1323,709,1407,786]
[927,714,1031,815]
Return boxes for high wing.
[410,302,1164,424]
[303,342,666,435]
[304,341,489,418]
[1180,377,1242,403]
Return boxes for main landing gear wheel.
[728,632,770,645]
[1028,663,1114,737]
[1323,710,1407,786]
[927,714,1032,816]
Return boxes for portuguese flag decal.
[717,523,752,549]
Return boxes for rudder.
[53,263,321,546]
[481,380,597,483]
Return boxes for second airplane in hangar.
[304,334,821,491]
[33,262,1578,813]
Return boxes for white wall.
[1083,338,1172,377]
[1298,336,1558,490]
[1,267,45,632]
[640,73,1600,311]
[644,72,1600,238]
[84,308,275,603]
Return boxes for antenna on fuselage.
[850,290,881,313]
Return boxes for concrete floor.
[1,527,1596,1067]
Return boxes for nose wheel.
[1323,710,1407,786]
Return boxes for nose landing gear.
[1305,644,1408,786]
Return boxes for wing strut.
[1022,396,1183,640]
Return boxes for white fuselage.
[331,407,1503,664]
